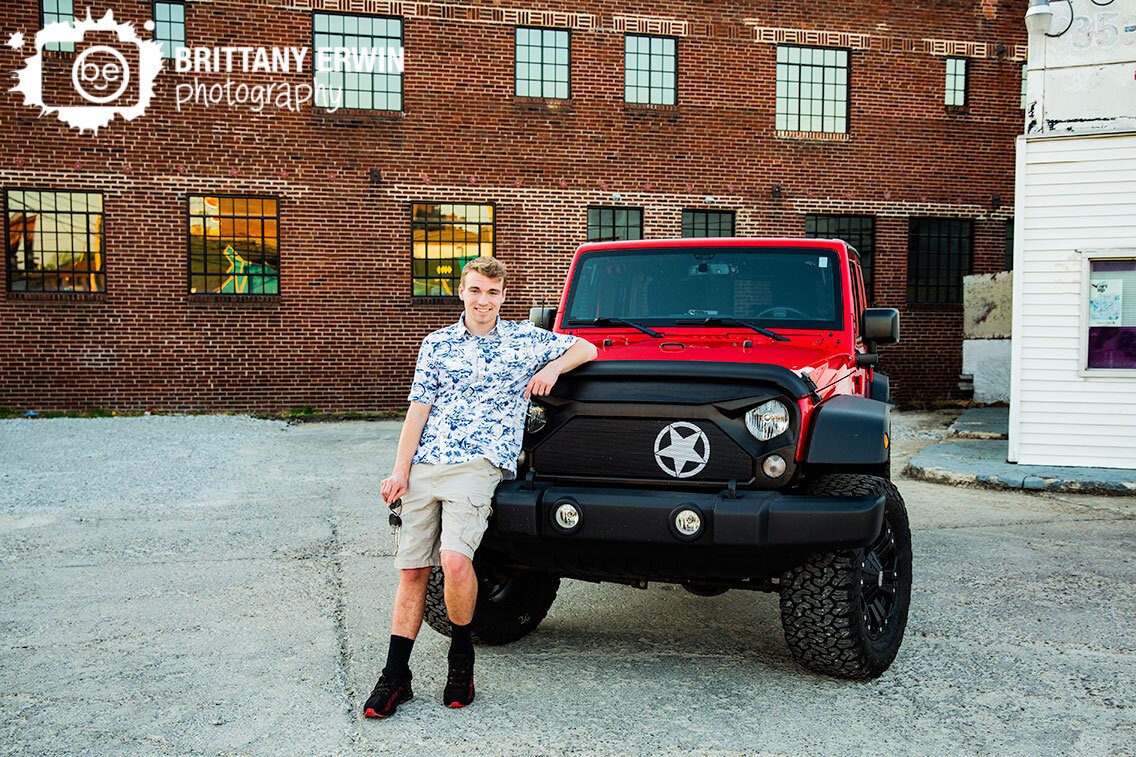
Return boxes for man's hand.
[380,471,409,505]
[525,363,562,398]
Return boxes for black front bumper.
[482,480,884,581]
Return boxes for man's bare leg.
[390,566,432,638]
[364,567,431,718]
[440,550,477,624]
[440,550,478,707]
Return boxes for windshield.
[564,246,844,330]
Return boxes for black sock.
[383,634,414,677]
[450,621,474,659]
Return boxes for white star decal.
[653,422,711,478]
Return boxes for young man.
[364,257,597,718]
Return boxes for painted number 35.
[1055,12,1130,50]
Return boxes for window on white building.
[1085,255,1136,370]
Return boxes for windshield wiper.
[566,317,663,338]
[675,317,790,342]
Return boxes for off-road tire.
[778,474,911,679]
[424,560,561,645]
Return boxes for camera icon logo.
[10,8,163,134]
[73,44,133,104]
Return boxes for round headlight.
[745,400,790,441]
[526,402,547,434]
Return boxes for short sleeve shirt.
[408,316,580,479]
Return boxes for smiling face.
[459,270,506,334]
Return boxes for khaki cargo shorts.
[393,458,504,569]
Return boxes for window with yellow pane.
[5,189,104,293]
[187,195,279,295]
[412,203,494,297]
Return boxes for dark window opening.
[587,207,643,242]
[806,214,875,303]
[682,210,735,238]
[907,218,973,303]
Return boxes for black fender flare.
[870,371,891,404]
[805,395,890,465]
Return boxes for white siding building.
[1011,0,1136,468]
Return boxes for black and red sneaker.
[443,654,475,708]
[363,670,413,719]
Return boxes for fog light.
[553,501,580,531]
[674,508,702,537]
[526,402,547,433]
[762,454,787,478]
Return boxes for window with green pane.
[516,27,569,99]
[5,190,104,293]
[624,35,676,105]
[775,45,849,134]
[587,207,643,242]
[945,57,967,106]
[41,0,74,52]
[412,204,494,297]
[153,1,186,59]
[313,13,403,111]
[682,210,735,238]
[187,195,279,295]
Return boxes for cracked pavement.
[1,411,1134,756]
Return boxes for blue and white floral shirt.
[408,316,580,478]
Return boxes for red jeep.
[425,238,911,679]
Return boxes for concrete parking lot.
[2,411,1135,756]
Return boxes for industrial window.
[907,218,973,304]
[682,210,735,238]
[187,196,279,295]
[775,46,848,134]
[945,57,967,106]
[5,189,104,292]
[516,27,569,99]
[806,214,876,302]
[313,13,403,111]
[587,207,643,242]
[624,35,676,105]
[412,204,494,297]
[41,0,74,52]
[153,2,186,59]
[1085,256,1136,370]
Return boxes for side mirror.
[862,308,900,345]
[529,306,557,330]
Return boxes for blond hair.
[460,256,507,288]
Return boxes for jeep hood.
[573,331,851,385]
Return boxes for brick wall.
[0,0,1025,411]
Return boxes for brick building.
[0,0,1025,412]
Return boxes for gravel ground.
[2,411,1135,756]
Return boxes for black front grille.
[532,417,753,482]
